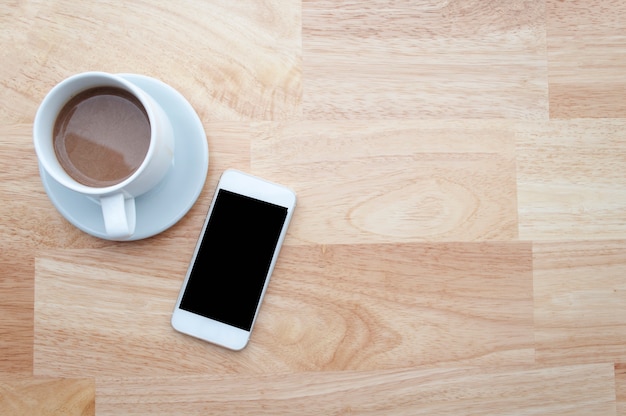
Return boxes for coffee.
[53,86,151,188]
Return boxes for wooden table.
[2,1,626,414]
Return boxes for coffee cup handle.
[100,193,136,239]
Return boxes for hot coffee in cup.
[34,72,175,240]
[53,86,151,188]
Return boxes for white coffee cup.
[34,72,175,240]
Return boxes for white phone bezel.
[171,169,296,350]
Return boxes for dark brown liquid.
[53,87,151,187]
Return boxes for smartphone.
[171,169,296,350]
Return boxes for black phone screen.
[179,189,288,331]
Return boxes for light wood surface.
[2,1,626,414]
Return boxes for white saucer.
[39,73,209,241]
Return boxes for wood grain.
[252,120,519,244]
[0,1,301,122]
[548,0,626,118]
[516,119,626,241]
[534,240,626,365]
[0,375,94,416]
[0,243,33,373]
[303,0,547,119]
[258,242,534,370]
[96,364,616,415]
[0,127,88,248]
[617,364,626,416]
[34,242,532,377]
